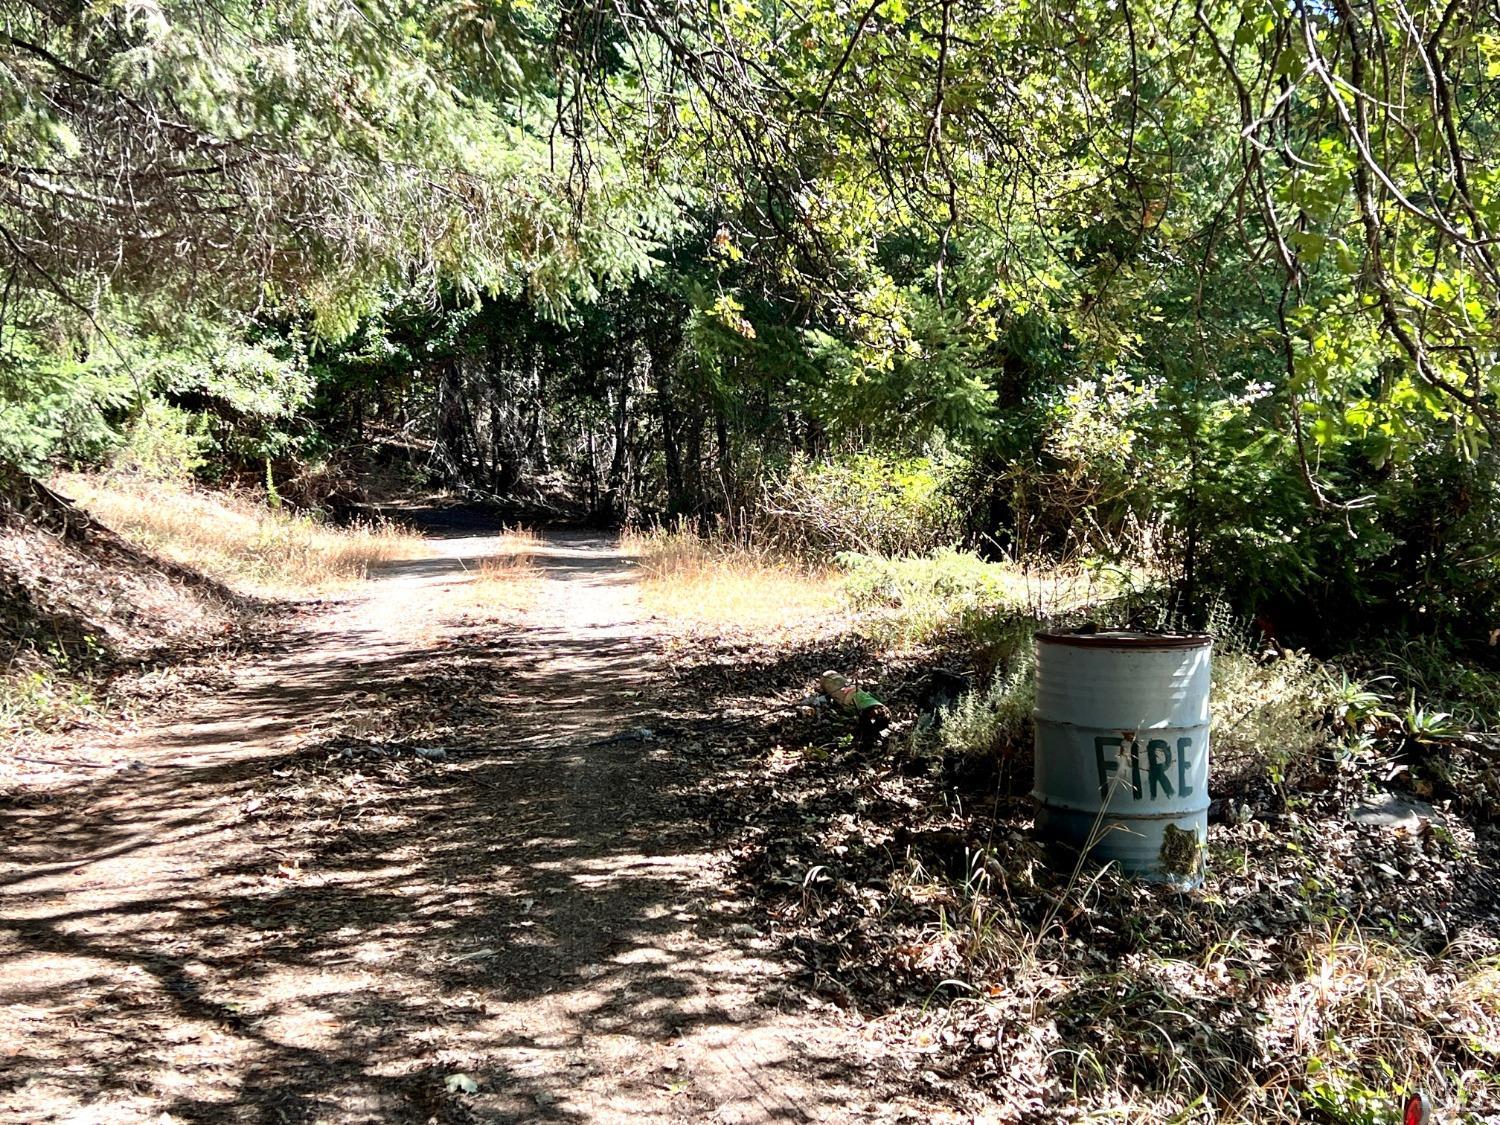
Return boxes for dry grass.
[860,848,1500,1122]
[621,532,1129,650]
[622,527,843,637]
[465,528,543,612]
[56,473,430,596]
[1285,928,1500,1122]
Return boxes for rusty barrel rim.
[1036,629,1212,650]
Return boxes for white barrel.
[1032,630,1212,886]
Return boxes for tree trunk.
[531,357,550,474]
[603,370,632,524]
[684,410,706,531]
[432,357,471,486]
[715,408,733,529]
[654,353,686,519]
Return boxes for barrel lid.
[1036,629,1211,650]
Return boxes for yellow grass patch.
[55,473,431,596]
[622,527,842,637]
[465,527,543,612]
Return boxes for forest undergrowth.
[4,476,1498,1121]
[639,530,1500,1124]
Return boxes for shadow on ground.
[0,536,880,1124]
[12,532,1489,1122]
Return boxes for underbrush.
[633,529,1127,650]
[630,528,1486,808]
[56,473,429,595]
[682,631,1500,1123]
[757,451,965,557]
[839,548,1028,646]
[1212,648,1340,787]
[623,527,843,636]
[841,548,1137,648]
[888,855,1500,1122]
[643,524,1498,1120]
[1372,635,1500,732]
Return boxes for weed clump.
[0,664,99,737]
[920,645,1036,790]
[1213,647,1339,788]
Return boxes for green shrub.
[1212,648,1339,787]
[934,651,1036,780]
[840,547,1130,646]
[760,451,964,558]
[110,400,210,481]
[840,548,1027,645]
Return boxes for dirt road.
[0,532,891,1123]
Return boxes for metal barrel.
[1032,630,1212,887]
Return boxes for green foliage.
[111,402,211,482]
[0,0,674,330]
[0,338,132,471]
[560,0,1500,643]
[933,654,1036,765]
[762,452,964,557]
[1212,648,1338,787]
[0,313,314,477]
[840,548,1028,645]
[1325,673,1397,743]
[2,0,1498,662]
[795,292,1000,446]
[1372,636,1500,733]
[1301,1057,1406,1125]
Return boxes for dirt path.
[0,532,896,1123]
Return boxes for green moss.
[1158,822,1203,881]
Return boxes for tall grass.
[622,526,842,635]
[624,532,1131,646]
[57,473,429,595]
